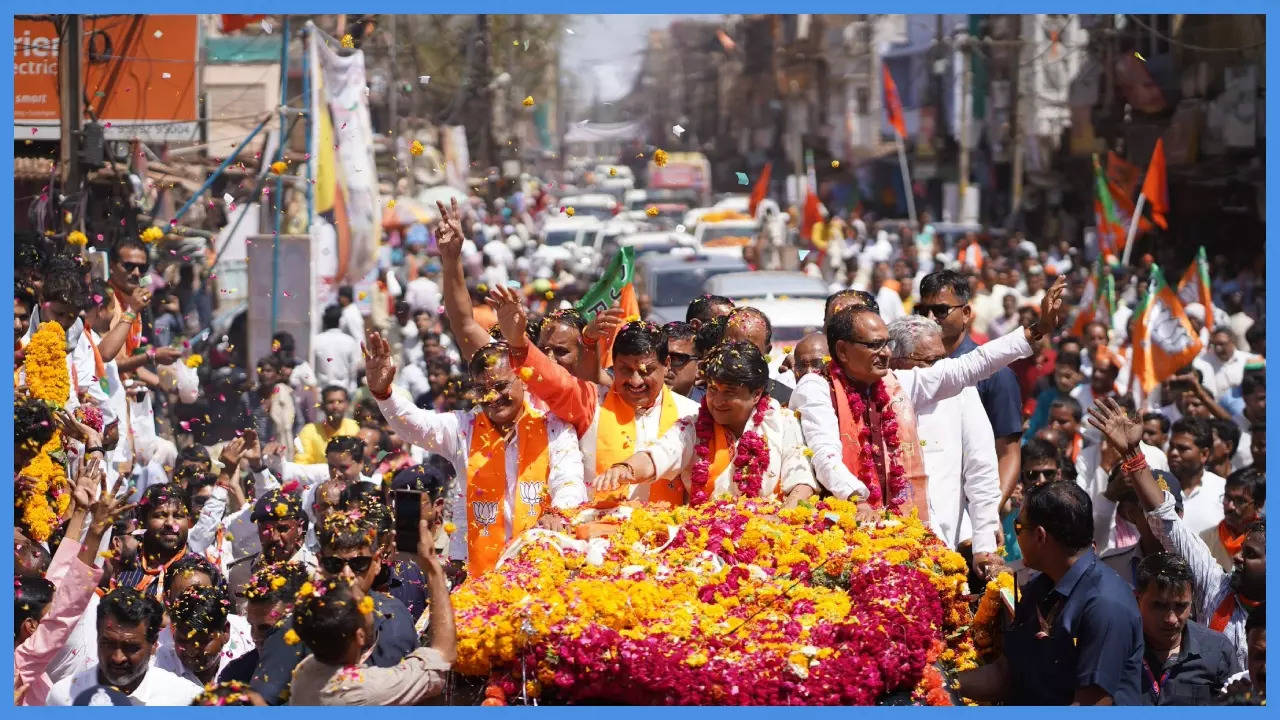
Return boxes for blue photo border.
[2,2,1276,713]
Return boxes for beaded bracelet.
[1120,451,1148,474]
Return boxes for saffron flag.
[1140,138,1169,230]
[1092,155,1125,257]
[1177,246,1213,330]
[1130,265,1203,393]
[747,162,773,218]
[882,63,907,138]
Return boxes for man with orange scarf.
[363,329,587,581]
[488,286,700,506]
[791,277,1067,520]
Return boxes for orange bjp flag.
[882,63,907,138]
[1129,265,1202,393]
[747,162,773,218]
[1141,139,1169,230]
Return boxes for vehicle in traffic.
[702,271,829,302]
[648,151,711,208]
[634,253,749,324]
[557,193,619,221]
[608,231,698,263]
[693,213,760,257]
[737,297,826,345]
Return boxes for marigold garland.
[18,322,72,542]
[452,497,977,705]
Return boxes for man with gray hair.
[888,315,1005,579]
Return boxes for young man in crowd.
[218,561,313,684]
[313,305,364,396]
[1200,468,1265,573]
[1166,418,1228,537]
[662,321,699,397]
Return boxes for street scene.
[12,13,1267,706]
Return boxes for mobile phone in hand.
[394,489,425,554]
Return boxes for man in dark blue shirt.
[956,481,1145,704]
[920,270,1024,510]
[1134,552,1239,704]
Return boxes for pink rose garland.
[828,362,908,511]
[690,393,773,505]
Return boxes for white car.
[594,164,634,183]
[558,193,619,221]
[623,189,648,211]
[713,194,751,214]
[702,271,830,301]
[693,218,760,258]
[738,297,826,345]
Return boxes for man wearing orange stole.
[791,277,1068,521]
[363,330,587,580]
[487,286,700,506]
[591,341,819,507]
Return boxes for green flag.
[575,247,635,323]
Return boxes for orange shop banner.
[15,15,199,141]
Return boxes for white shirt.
[312,328,363,393]
[875,286,906,324]
[404,276,442,315]
[374,391,587,563]
[153,613,255,685]
[46,664,203,706]
[644,404,818,500]
[1180,470,1228,537]
[914,386,1002,554]
[1203,349,1250,401]
[397,362,433,401]
[792,327,1032,502]
[339,302,365,341]
[1146,491,1250,671]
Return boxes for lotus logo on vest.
[518,482,545,516]
[472,501,498,536]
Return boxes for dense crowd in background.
[11,177,1267,706]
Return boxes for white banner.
[316,34,382,286]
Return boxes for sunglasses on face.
[1023,468,1059,485]
[915,303,964,320]
[847,338,891,352]
[119,261,150,274]
[667,352,695,368]
[319,555,375,575]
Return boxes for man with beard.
[1201,468,1265,573]
[792,278,1067,517]
[224,488,317,602]
[295,386,360,464]
[164,584,243,687]
[491,286,698,505]
[1089,396,1265,673]
[46,588,202,705]
[112,483,203,598]
[1166,418,1227,537]
[364,328,586,581]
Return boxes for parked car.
[633,254,749,324]
[557,193,619,221]
[607,231,698,263]
[702,271,830,302]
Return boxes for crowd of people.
[12,181,1267,706]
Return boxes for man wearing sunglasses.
[920,269,1027,522]
[793,275,1067,519]
[250,512,419,705]
[663,321,699,397]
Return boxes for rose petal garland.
[690,394,772,504]
[452,497,977,705]
[828,362,908,510]
[17,322,72,542]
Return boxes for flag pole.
[1120,193,1146,267]
[895,133,917,227]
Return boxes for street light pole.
[58,15,83,195]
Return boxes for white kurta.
[915,386,1002,554]
[643,405,818,500]
[792,327,1033,502]
[376,391,587,563]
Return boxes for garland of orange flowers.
[971,572,1015,661]
[18,322,72,542]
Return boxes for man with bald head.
[791,333,829,382]
[724,307,792,406]
[793,278,1067,519]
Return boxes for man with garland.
[791,277,1067,540]
[489,284,701,505]
[363,327,587,581]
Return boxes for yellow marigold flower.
[565,207,575,217]
[685,651,708,668]
[523,96,535,107]
[519,367,533,381]
[653,149,669,167]
[271,576,287,590]
[140,226,164,244]
[358,595,375,615]
[410,140,424,156]
[444,522,457,535]
[270,161,288,175]
[822,355,832,364]
[545,291,554,300]
[185,354,203,369]
[387,199,397,209]
[609,167,617,177]
[625,314,640,323]
[831,160,840,168]
[645,206,659,217]
[275,503,289,518]
[283,629,301,645]
[802,447,814,458]
[297,582,315,598]
[341,34,354,49]
[67,230,88,246]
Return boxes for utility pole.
[58,15,83,194]
[1009,14,1026,227]
[388,15,398,136]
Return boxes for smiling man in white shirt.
[887,316,1002,574]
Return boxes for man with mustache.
[491,285,700,505]
[363,327,586,582]
[46,588,202,705]
[792,277,1068,518]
